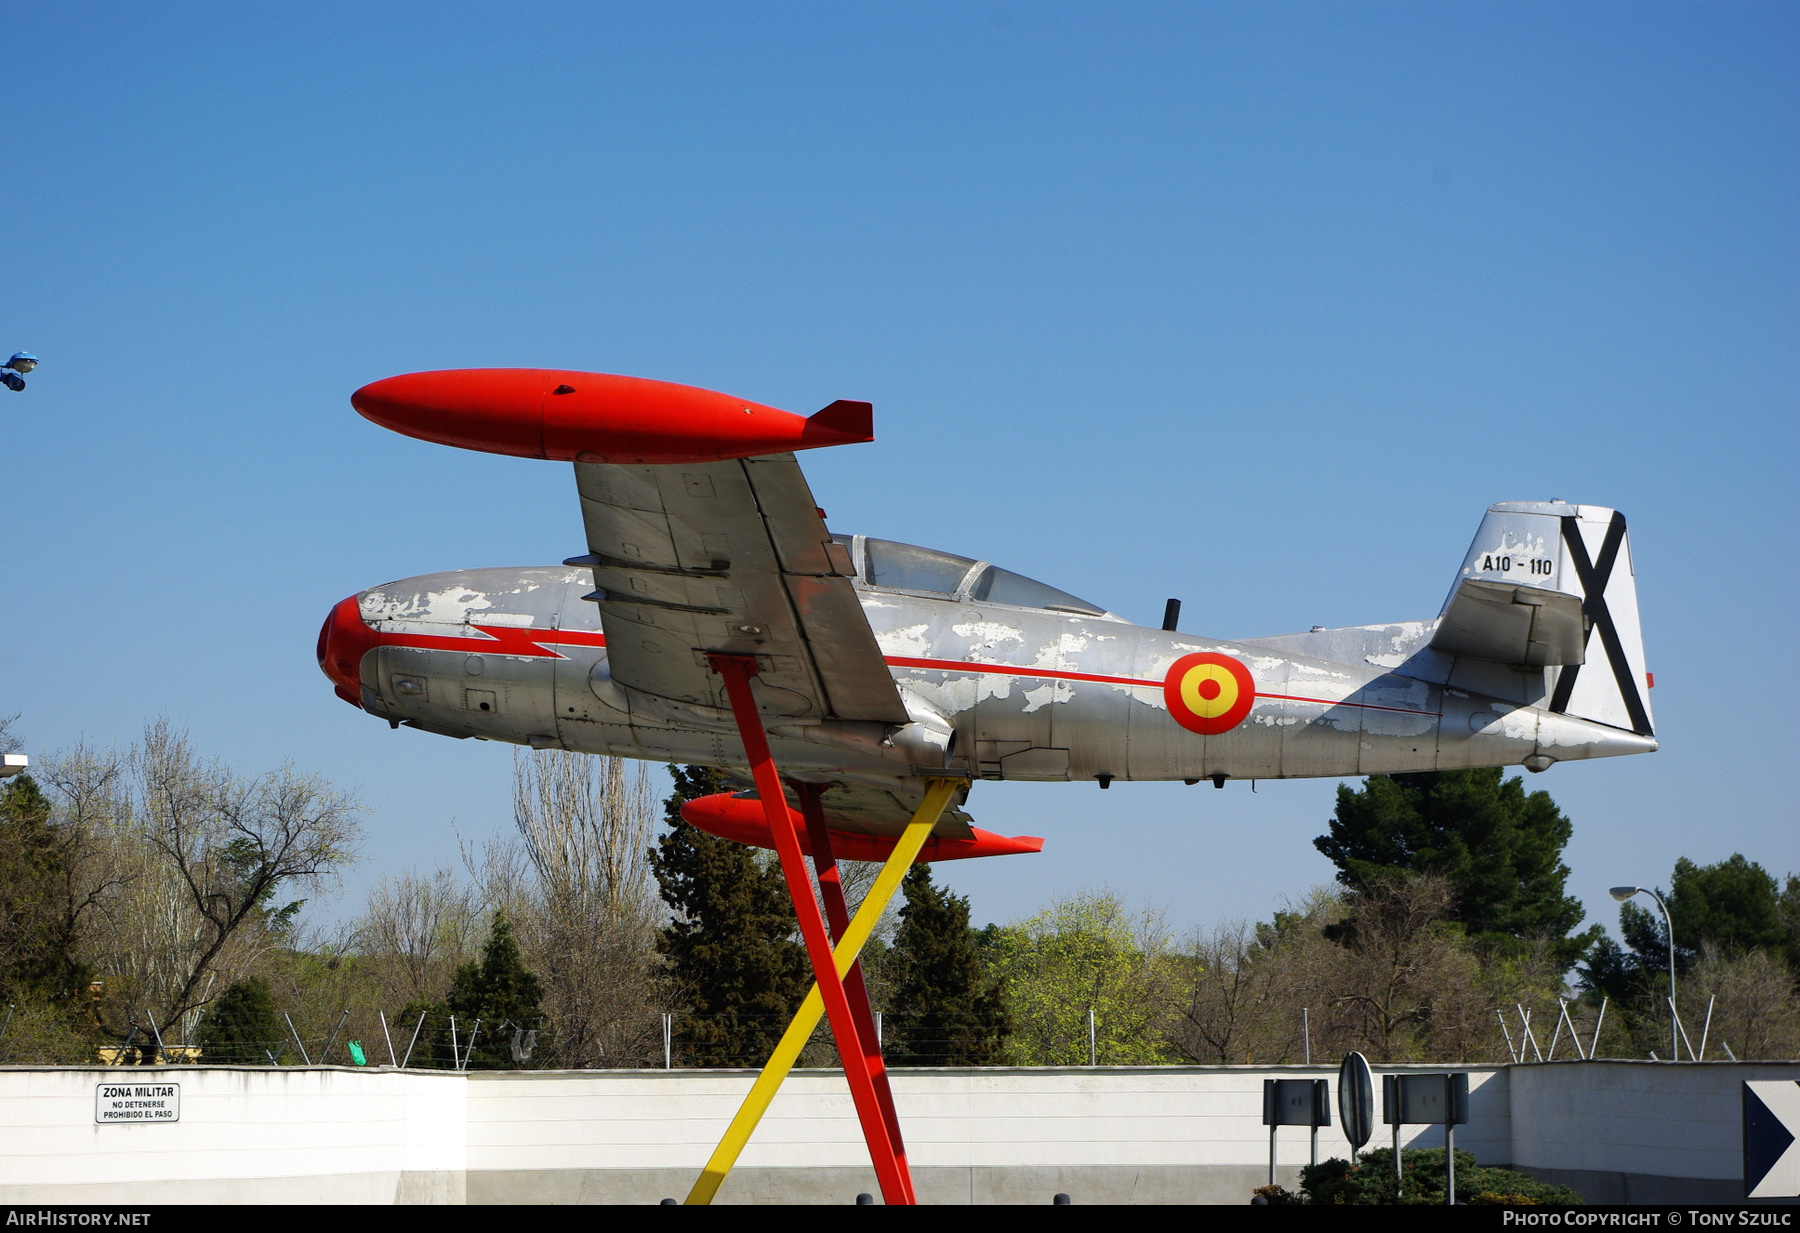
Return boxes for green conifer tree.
[443,912,546,1069]
[1315,768,1598,966]
[1582,852,1798,1021]
[1667,854,1787,961]
[0,774,96,1013]
[197,977,283,1064]
[1780,875,1800,980]
[648,766,808,1065]
[886,864,1008,1065]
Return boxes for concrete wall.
[0,1066,465,1204]
[0,1060,1792,1204]
[462,1065,1507,1204]
[1508,1061,1800,1204]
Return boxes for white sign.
[95,1081,180,1124]
[1745,1080,1800,1199]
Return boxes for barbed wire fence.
[3,999,1742,1069]
[0,1005,1025,1069]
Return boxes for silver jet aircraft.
[319,368,1656,856]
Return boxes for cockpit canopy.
[840,535,1111,617]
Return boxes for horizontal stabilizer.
[802,398,875,447]
[1431,578,1586,667]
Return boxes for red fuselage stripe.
[379,625,610,658]
[879,655,1435,716]
[882,655,1151,690]
[372,628,1436,716]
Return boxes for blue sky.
[2,2,1794,938]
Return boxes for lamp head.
[6,353,37,374]
[1610,886,1640,902]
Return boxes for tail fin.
[1436,502,1654,737]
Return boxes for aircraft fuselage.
[323,551,1653,795]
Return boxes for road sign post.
[1264,1078,1332,1187]
[1382,1072,1470,1203]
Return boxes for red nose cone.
[317,595,380,708]
[350,369,873,465]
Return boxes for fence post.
[379,1010,397,1067]
[283,1013,311,1066]
[1446,1121,1456,1205]
[401,1010,427,1069]
[1669,997,1700,1061]
[1553,1001,1584,1061]
[1516,1004,1542,1061]
[875,1011,882,1051]
[663,1013,672,1070]
[1302,1007,1310,1065]
[321,1009,349,1065]
[1088,1008,1096,1066]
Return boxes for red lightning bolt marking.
[377,625,608,659]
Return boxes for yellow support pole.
[685,778,960,1206]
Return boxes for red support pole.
[795,783,914,1203]
[707,654,914,1205]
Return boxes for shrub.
[1299,1148,1583,1205]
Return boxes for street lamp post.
[2,352,37,393]
[1611,885,1678,1060]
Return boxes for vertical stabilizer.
[1448,502,1654,737]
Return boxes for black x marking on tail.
[1547,512,1653,736]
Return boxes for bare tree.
[0,741,134,1061]
[1172,918,1286,1063]
[1684,946,1800,1060]
[11,743,133,987]
[355,867,481,1008]
[512,751,656,923]
[1173,879,1505,1065]
[1297,874,1492,1061]
[502,749,662,1066]
[117,721,362,1026]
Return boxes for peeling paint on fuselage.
[346,555,1655,787]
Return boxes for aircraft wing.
[1430,577,1588,667]
[570,454,911,724]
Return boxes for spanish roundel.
[1163,652,1256,736]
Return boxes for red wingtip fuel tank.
[350,369,874,464]
[317,594,380,709]
[681,793,1044,863]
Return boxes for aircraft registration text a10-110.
[318,367,1656,1204]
